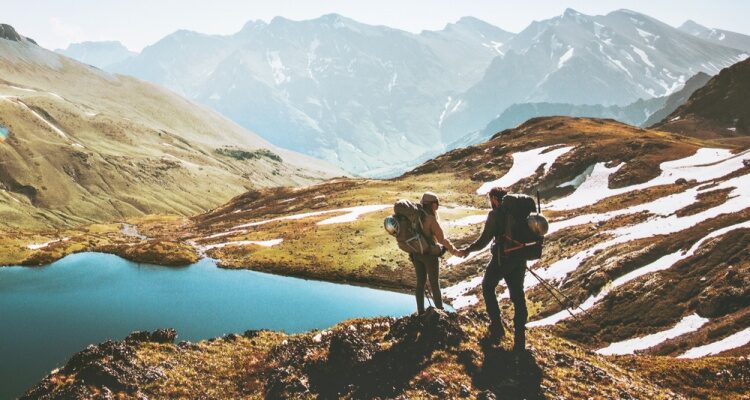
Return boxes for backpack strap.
[502,234,539,254]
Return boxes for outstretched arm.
[463,212,494,254]
[432,220,459,255]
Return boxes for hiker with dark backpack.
[384,192,461,314]
[459,187,547,352]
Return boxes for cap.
[421,192,439,204]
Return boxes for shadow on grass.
[464,337,545,400]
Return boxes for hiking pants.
[482,254,527,333]
[410,253,443,313]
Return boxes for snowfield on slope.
[232,205,389,230]
[548,148,749,210]
[679,327,750,358]
[596,314,709,355]
[202,239,284,251]
[26,237,69,250]
[446,147,750,353]
[477,146,573,195]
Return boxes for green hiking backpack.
[501,194,544,260]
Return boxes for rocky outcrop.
[0,24,23,42]
[21,329,177,399]
[653,58,750,138]
[265,308,464,399]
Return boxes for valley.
[0,24,342,230]
[3,7,750,398]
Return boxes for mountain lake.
[0,252,424,398]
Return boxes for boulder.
[125,328,177,344]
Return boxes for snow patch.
[443,275,483,309]
[438,96,452,128]
[477,146,573,194]
[679,327,750,358]
[233,204,389,229]
[388,72,398,92]
[267,51,290,85]
[203,239,284,251]
[9,85,37,92]
[558,164,595,189]
[558,47,574,68]
[317,205,390,225]
[26,237,69,250]
[530,201,750,327]
[17,100,70,140]
[446,243,491,267]
[636,28,655,39]
[482,41,504,55]
[631,46,655,68]
[447,214,487,227]
[596,314,709,355]
[548,148,748,210]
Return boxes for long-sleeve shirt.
[422,214,458,253]
[465,208,504,254]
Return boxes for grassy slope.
[0,38,342,229]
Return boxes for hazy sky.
[5,0,749,52]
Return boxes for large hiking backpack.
[388,200,441,255]
[501,194,544,260]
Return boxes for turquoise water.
[0,126,8,139]
[0,252,420,399]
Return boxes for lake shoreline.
[3,241,419,295]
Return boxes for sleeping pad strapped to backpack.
[501,194,544,260]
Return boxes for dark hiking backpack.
[388,200,441,255]
[501,194,544,260]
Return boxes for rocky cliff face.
[653,58,750,141]
[0,24,24,42]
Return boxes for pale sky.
[4,0,749,52]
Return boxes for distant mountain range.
[440,9,747,143]
[653,57,750,143]
[58,10,750,175]
[679,20,750,53]
[448,70,714,149]
[103,15,510,175]
[55,41,136,69]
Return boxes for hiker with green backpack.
[459,187,547,352]
[384,192,462,314]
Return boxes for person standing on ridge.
[459,187,529,351]
[411,192,460,314]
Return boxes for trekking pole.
[425,285,434,308]
[536,190,541,214]
[525,265,594,322]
